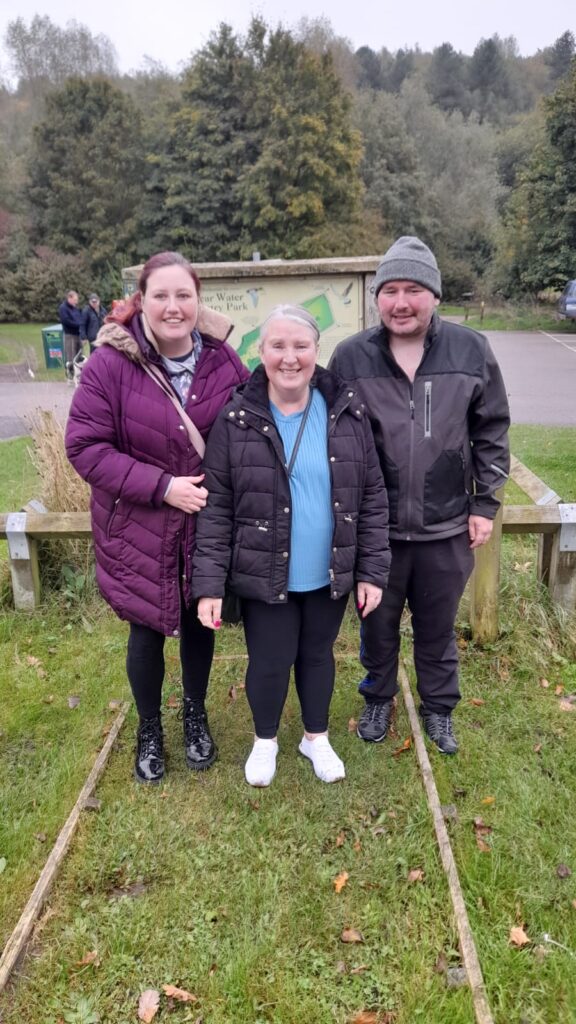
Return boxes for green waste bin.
[41,325,64,369]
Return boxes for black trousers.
[359,533,474,714]
[242,587,349,739]
[126,598,214,719]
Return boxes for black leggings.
[126,598,214,719]
[242,587,349,739]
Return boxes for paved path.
[1,328,575,440]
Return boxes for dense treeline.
[0,14,574,318]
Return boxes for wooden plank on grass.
[399,664,495,1024]
[509,455,561,506]
[0,702,130,994]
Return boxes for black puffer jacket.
[192,364,390,604]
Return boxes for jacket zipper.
[424,381,432,438]
[406,386,415,535]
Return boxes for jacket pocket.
[423,450,468,526]
[106,499,121,541]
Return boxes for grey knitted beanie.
[374,236,442,298]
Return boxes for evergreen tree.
[26,78,145,268]
[427,43,470,114]
[543,31,575,82]
[469,36,510,122]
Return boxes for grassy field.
[439,303,576,334]
[0,430,575,1024]
[0,324,66,382]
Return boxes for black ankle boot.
[134,715,165,783]
[182,698,217,770]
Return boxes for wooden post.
[5,513,41,611]
[469,488,505,643]
[548,504,576,614]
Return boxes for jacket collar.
[234,362,351,412]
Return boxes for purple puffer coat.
[65,312,249,636]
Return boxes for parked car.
[558,279,576,320]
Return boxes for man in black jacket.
[58,290,83,379]
[329,236,510,754]
[80,293,107,352]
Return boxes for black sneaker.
[134,715,164,783]
[419,707,459,755]
[357,700,393,742]
[182,698,217,770]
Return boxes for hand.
[356,581,382,619]
[468,514,494,549]
[164,474,208,513]
[197,597,223,630]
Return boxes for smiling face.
[140,264,199,356]
[377,280,439,342]
[259,317,319,408]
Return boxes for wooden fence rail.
[1,457,575,639]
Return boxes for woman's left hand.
[356,582,382,619]
[197,597,223,630]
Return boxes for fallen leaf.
[571,900,576,910]
[334,871,349,894]
[446,966,468,988]
[481,796,496,805]
[335,830,346,847]
[248,800,260,811]
[138,989,160,1022]
[349,964,370,975]
[509,926,530,947]
[469,698,485,706]
[473,817,493,835]
[335,960,347,974]
[166,694,180,709]
[533,743,542,754]
[539,678,550,689]
[556,864,572,879]
[108,699,122,710]
[348,717,358,733]
[407,868,424,883]
[76,950,99,967]
[476,837,491,853]
[110,879,148,899]
[558,699,575,713]
[555,685,565,696]
[341,927,364,944]
[349,1013,379,1024]
[83,797,102,812]
[67,695,81,709]
[26,655,41,668]
[34,832,47,843]
[208,963,217,975]
[43,694,54,704]
[353,839,362,852]
[441,804,458,821]
[434,952,448,974]
[162,984,198,1003]
[392,737,411,756]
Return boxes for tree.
[493,65,576,293]
[237,27,363,258]
[427,43,470,115]
[543,31,575,82]
[354,46,385,90]
[26,78,145,269]
[468,36,511,122]
[4,16,118,96]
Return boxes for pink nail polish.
[214,620,222,628]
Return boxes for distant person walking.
[80,293,107,353]
[58,290,83,380]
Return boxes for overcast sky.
[0,0,573,78]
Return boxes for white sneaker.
[244,738,278,787]
[298,735,345,783]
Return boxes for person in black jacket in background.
[329,237,510,755]
[58,290,83,379]
[193,305,390,788]
[80,293,107,352]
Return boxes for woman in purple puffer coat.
[65,252,248,784]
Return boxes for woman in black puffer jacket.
[193,305,390,788]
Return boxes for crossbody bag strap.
[141,362,206,459]
[286,388,314,477]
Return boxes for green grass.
[0,430,575,1024]
[439,304,576,333]
[0,323,66,381]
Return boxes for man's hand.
[468,514,493,549]
[164,474,208,513]
[356,581,383,618]
[197,597,222,630]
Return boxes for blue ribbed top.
[270,388,333,591]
